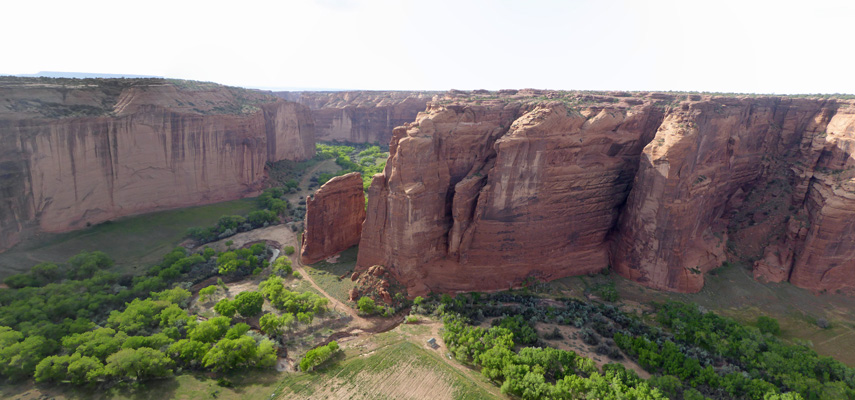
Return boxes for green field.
[0,369,283,400]
[0,198,256,279]
[276,335,500,400]
[302,246,359,305]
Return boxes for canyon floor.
[549,263,855,366]
[2,144,855,399]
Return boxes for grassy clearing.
[302,246,359,306]
[0,199,256,279]
[548,263,855,366]
[0,370,283,400]
[276,336,500,400]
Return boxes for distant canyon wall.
[274,91,435,144]
[0,78,314,251]
[355,90,855,295]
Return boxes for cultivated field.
[275,328,503,400]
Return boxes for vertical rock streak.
[358,95,855,295]
[0,82,314,250]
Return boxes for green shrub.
[299,341,339,371]
[357,297,376,315]
[199,285,217,302]
[757,315,781,335]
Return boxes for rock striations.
[355,90,855,296]
[300,172,366,265]
[0,77,314,251]
[275,91,436,144]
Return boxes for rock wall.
[300,172,366,264]
[356,91,855,295]
[274,91,435,144]
[0,78,314,251]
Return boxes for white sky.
[2,0,853,94]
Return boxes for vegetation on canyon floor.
[413,291,854,399]
[3,138,855,399]
[0,238,341,389]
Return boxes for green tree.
[107,298,169,334]
[34,354,71,383]
[757,315,781,335]
[214,299,237,318]
[189,316,231,343]
[217,251,247,275]
[225,323,251,339]
[150,287,191,305]
[198,285,217,302]
[357,297,376,315]
[234,291,264,317]
[62,327,127,359]
[105,347,173,381]
[167,339,211,367]
[66,354,106,385]
[260,313,284,336]
[158,304,193,329]
[0,335,56,380]
[67,251,114,280]
[300,341,339,371]
[201,335,258,372]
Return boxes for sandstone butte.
[300,172,366,264]
[0,77,314,251]
[354,89,855,296]
[275,90,436,144]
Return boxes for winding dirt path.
[292,254,403,334]
[201,218,402,335]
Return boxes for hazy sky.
[3,0,853,93]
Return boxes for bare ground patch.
[305,358,456,400]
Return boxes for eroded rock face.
[300,172,366,264]
[275,91,436,143]
[0,78,314,251]
[357,98,665,294]
[356,91,855,295]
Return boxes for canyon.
[0,77,314,251]
[3,77,854,297]
[354,90,855,295]
[276,91,434,144]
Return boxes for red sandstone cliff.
[274,91,435,144]
[356,91,855,295]
[0,77,314,251]
[300,172,366,264]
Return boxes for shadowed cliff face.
[275,91,436,144]
[0,78,314,251]
[355,91,855,295]
[300,172,366,265]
